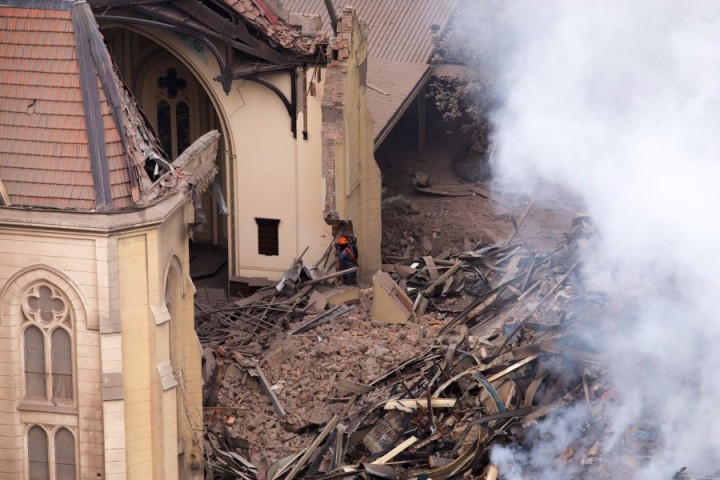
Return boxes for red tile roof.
[0,3,157,211]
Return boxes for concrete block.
[306,290,328,313]
[325,286,360,306]
[308,286,359,313]
[288,12,322,34]
[371,271,414,325]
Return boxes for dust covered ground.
[375,113,582,258]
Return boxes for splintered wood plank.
[423,255,439,280]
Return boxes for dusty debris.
[199,215,668,479]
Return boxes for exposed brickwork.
[321,7,381,283]
[225,0,326,54]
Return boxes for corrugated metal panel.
[284,0,456,63]
[0,5,133,210]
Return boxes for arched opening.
[103,27,231,290]
[27,426,49,480]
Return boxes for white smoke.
[455,0,720,478]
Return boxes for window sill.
[17,403,78,415]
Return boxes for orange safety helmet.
[338,236,348,245]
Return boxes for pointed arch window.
[24,326,45,398]
[157,100,172,156]
[26,426,76,480]
[51,329,73,401]
[155,67,192,160]
[28,426,49,480]
[55,428,76,479]
[21,284,74,404]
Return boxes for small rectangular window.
[255,218,280,256]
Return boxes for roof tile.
[0,5,131,210]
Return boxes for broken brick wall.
[321,7,381,284]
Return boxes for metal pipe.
[323,0,338,34]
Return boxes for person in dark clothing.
[336,236,358,285]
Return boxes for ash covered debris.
[195,214,681,479]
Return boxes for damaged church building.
[93,0,381,285]
[0,0,379,478]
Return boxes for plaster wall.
[231,73,331,278]
[143,30,338,280]
[118,199,200,479]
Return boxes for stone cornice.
[0,191,187,236]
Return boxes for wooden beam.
[323,0,338,34]
[73,3,113,210]
[417,86,426,154]
[173,0,292,64]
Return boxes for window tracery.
[21,283,74,403]
[153,66,192,160]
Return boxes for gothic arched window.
[28,426,49,480]
[21,284,74,403]
[26,426,77,480]
[155,67,191,160]
[54,428,76,479]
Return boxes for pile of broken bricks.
[199,215,673,479]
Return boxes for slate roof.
[0,1,161,211]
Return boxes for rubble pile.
[199,216,668,479]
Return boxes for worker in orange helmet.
[336,236,359,285]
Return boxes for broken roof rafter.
[97,13,302,96]
[172,0,293,65]
[73,2,117,211]
[90,0,316,70]
[94,6,304,94]
[96,14,232,88]
[133,3,300,69]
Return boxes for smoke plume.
[456,0,720,478]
